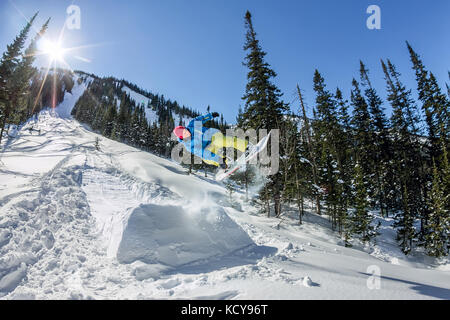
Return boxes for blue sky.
[1,0,449,122]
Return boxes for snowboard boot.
[219,162,228,170]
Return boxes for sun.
[39,39,66,62]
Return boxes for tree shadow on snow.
[360,272,450,300]
[168,244,278,275]
[159,163,188,175]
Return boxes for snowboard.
[215,132,271,181]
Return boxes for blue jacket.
[178,113,222,163]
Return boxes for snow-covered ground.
[0,90,449,300]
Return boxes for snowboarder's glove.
[212,112,220,118]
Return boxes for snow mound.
[117,204,254,267]
[0,165,93,296]
[302,276,313,287]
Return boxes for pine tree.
[394,185,416,254]
[334,88,354,235]
[351,163,378,243]
[382,59,425,244]
[335,88,351,132]
[386,60,422,135]
[407,42,449,157]
[0,13,37,144]
[428,72,450,145]
[240,11,288,217]
[446,71,450,98]
[240,11,288,131]
[425,159,448,258]
[12,18,50,123]
[350,79,373,183]
[103,104,117,137]
[441,139,450,246]
[293,127,311,224]
[312,70,341,228]
[296,84,321,215]
[360,61,391,216]
[349,79,380,243]
[440,133,450,211]
[115,92,130,142]
[129,105,141,146]
[279,114,303,217]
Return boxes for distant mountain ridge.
[72,69,202,126]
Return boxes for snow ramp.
[80,166,255,269]
[117,204,254,266]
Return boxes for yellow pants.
[203,133,248,167]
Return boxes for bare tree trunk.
[0,101,11,145]
[272,176,282,218]
[300,193,304,222]
[374,168,385,217]
[297,84,321,215]
[295,164,303,224]
[244,170,249,202]
[189,153,195,175]
[265,186,270,217]
[0,119,6,145]
[297,192,303,224]
[274,196,281,218]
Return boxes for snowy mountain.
[0,77,449,300]
[72,70,197,126]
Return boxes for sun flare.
[39,39,65,62]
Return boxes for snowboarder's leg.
[209,133,248,153]
[202,148,226,168]
[202,133,248,169]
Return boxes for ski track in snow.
[0,86,449,300]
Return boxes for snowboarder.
[173,112,248,170]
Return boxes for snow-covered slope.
[0,95,449,300]
[122,86,158,125]
[54,80,87,119]
[122,85,192,126]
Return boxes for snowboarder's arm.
[191,112,218,125]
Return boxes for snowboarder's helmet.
[174,126,187,139]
